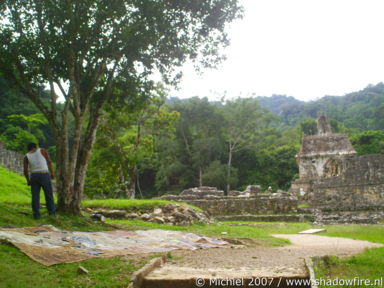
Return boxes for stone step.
[142,276,311,288]
[141,266,310,288]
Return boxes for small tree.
[173,97,225,187]
[0,1,242,214]
[222,98,275,194]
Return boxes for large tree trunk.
[199,166,203,187]
[56,112,102,215]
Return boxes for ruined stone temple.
[290,115,384,222]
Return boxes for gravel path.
[146,234,382,279]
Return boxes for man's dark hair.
[27,143,37,151]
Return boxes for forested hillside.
[1,76,383,199]
[257,83,384,130]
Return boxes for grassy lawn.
[222,221,313,234]
[0,243,152,288]
[319,224,384,244]
[0,166,32,204]
[107,219,306,247]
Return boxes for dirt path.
[146,234,382,280]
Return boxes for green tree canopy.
[86,87,179,199]
[0,0,242,214]
[350,130,384,155]
[221,97,277,193]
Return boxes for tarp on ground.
[0,225,229,266]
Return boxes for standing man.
[23,143,56,219]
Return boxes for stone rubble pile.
[161,186,224,200]
[243,185,263,196]
[87,204,211,226]
[229,185,263,197]
[270,190,293,198]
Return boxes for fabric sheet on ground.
[0,225,229,265]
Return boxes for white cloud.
[170,0,384,101]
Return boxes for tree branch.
[13,61,52,120]
[80,60,107,113]
[68,50,81,117]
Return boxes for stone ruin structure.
[159,186,298,216]
[0,142,24,175]
[290,115,384,223]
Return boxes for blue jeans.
[30,173,56,219]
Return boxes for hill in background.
[170,82,384,132]
[258,83,384,131]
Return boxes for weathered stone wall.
[165,195,298,216]
[310,154,384,211]
[297,134,357,179]
[299,133,356,157]
[0,142,24,175]
[298,155,347,179]
[313,210,384,224]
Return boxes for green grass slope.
[0,165,30,204]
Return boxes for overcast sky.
[169,0,384,102]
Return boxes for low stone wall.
[314,210,384,224]
[0,142,24,175]
[167,195,298,216]
[159,186,299,216]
